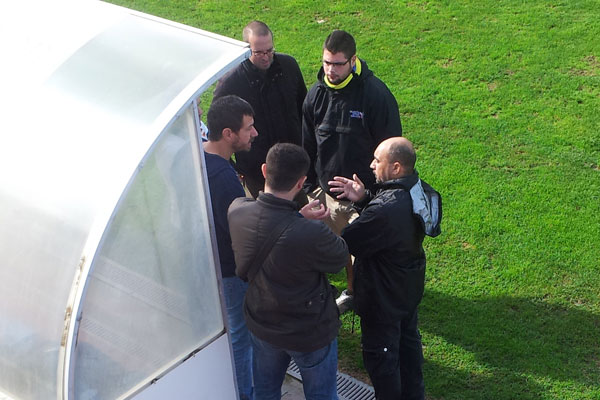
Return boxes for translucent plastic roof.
[0,1,248,398]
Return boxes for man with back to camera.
[302,29,403,310]
[329,137,440,400]
[228,143,349,400]
[204,95,258,400]
[213,20,307,199]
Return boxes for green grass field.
[108,1,600,398]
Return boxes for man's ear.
[392,161,403,176]
[297,176,307,189]
[261,163,267,179]
[222,127,234,142]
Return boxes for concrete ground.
[281,374,306,399]
[281,369,375,400]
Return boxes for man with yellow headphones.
[302,30,402,310]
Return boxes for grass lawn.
[108,1,599,399]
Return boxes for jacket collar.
[257,191,301,211]
[375,170,420,192]
[242,54,283,86]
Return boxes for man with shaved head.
[329,137,428,400]
[213,21,307,199]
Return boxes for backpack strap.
[246,217,295,282]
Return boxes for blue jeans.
[250,333,338,400]
[223,276,253,400]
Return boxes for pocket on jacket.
[303,284,334,310]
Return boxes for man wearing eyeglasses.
[302,30,402,311]
[213,21,307,199]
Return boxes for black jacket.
[214,54,307,196]
[302,59,402,197]
[228,193,348,352]
[342,172,426,323]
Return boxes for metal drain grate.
[287,360,375,400]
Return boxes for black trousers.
[361,311,425,400]
[242,173,265,199]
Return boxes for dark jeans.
[250,333,338,400]
[223,277,253,400]
[361,311,425,400]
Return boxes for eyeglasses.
[322,58,350,67]
[251,48,275,57]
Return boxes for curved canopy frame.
[0,1,249,399]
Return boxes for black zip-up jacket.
[302,59,402,197]
[214,54,307,196]
[228,193,348,352]
[342,172,426,323]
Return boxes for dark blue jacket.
[302,59,402,197]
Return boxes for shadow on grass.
[420,290,600,400]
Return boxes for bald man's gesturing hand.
[328,174,366,203]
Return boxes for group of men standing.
[203,20,437,400]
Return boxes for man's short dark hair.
[323,30,356,59]
[243,20,273,42]
[388,139,417,172]
[265,143,310,192]
[207,95,254,141]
